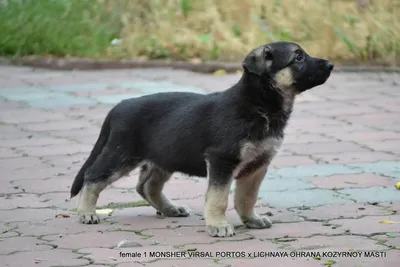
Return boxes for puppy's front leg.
[204,180,234,237]
[234,165,272,229]
[204,158,235,237]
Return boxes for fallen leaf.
[213,69,227,76]
[379,220,400,224]
[386,232,398,238]
[395,182,400,190]
[313,256,321,260]
[323,260,336,266]
[190,58,201,64]
[96,209,113,215]
[117,239,142,248]
[55,213,70,218]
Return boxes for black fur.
[70,41,333,199]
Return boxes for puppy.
[70,41,333,237]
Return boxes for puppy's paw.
[79,213,100,224]
[206,224,235,237]
[244,215,272,229]
[162,205,191,217]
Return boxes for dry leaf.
[55,213,70,218]
[395,182,400,190]
[96,209,113,215]
[190,58,201,64]
[213,69,227,76]
[379,220,400,224]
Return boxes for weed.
[1,0,399,65]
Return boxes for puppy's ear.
[242,46,273,76]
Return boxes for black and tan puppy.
[70,42,333,237]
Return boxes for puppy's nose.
[326,61,334,71]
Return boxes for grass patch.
[1,0,399,65]
[0,0,120,57]
[97,200,150,210]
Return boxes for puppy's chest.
[233,137,283,178]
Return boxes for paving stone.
[362,140,400,154]
[255,221,343,239]
[0,222,15,235]
[329,251,400,267]
[9,165,76,181]
[12,217,129,236]
[252,207,304,223]
[0,109,68,124]
[308,174,394,189]
[221,257,321,267]
[11,178,73,194]
[312,151,397,163]
[0,147,21,158]
[0,231,19,238]
[50,188,143,210]
[17,143,93,157]
[3,249,90,267]
[18,120,91,132]
[163,178,208,200]
[141,227,252,247]
[40,153,88,167]
[180,238,283,255]
[283,142,371,155]
[0,208,57,223]
[0,157,43,174]
[0,180,24,194]
[0,124,23,133]
[329,215,400,235]
[339,187,400,203]
[78,246,181,264]
[0,236,50,254]
[105,207,208,230]
[372,234,400,249]
[270,155,318,167]
[293,203,393,221]
[0,194,52,209]
[43,230,153,249]
[119,259,222,267]
[326,131,400,142]
[285,235,388,251]
[1,67,400,267]
[260,189,351,208]
[260,178,315,192]
[269,164,362,179]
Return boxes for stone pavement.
[0,65,399,267]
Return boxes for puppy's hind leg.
[136,163,190,217]
[78,139,139,224]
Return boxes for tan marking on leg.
[136,162,190,217]
[204,180,234,237]
[234,166,266,218]
[234,165,272,229]
[77,182,106,224]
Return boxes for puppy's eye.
[295,52,304,62]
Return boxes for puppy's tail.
[70,114,111,199]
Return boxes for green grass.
[0,0,399,65]
[0,0,120,57]
[97,200,150,210]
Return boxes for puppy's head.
[242,42,333,93]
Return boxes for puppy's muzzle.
[325,61,334,71]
